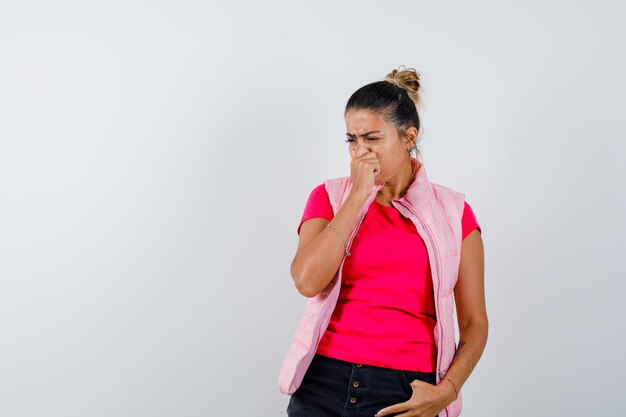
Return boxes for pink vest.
[278,159,465,417]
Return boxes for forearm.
[438,320,489,403]
[292,190,369,297]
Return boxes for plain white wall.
[1,0,624,416]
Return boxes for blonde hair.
[384,65,423,112]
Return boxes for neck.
[378,158,419,201]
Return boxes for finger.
[361,153,379,162]
[374,400,410,417]
[363,160,380,175]
[409,379,430,388]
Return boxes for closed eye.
[345,137,379,143]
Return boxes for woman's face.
[345,108,413,185]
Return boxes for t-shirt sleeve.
[461,201,481,240]
[297,183,334,235]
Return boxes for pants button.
[352,381,360,387]
[355,363,362,367]
[350,397,357,404]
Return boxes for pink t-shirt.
[297,184,481,372]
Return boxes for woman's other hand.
[373,379,456,417]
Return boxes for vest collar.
[391,156,434,210]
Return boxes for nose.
[351,140,372,157]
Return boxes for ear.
[406,126,418,142]
[403,127,418,149]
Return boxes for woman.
[278,66,488,417]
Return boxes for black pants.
[286,353,438,417]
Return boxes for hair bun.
[384,65,422,109]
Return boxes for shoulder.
[430,181,463,196]
[310,182,327,195]
[461,200,479,223]
[306,182,329,203]
[323,175,350,189]
[430,181,465,217]
[461,200,482,238]
[322,176,351,204]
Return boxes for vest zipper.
[397,201,445,382]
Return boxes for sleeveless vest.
[278,159,465,417]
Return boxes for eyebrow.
[346,130,382,138]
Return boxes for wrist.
[438,379,458,403]
[349,187,372,203]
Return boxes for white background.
[1,1,624,416]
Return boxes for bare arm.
[292,145,382,298]
[291,189,369,298]
[437,228,489,403]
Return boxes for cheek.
[378,153,402,174]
